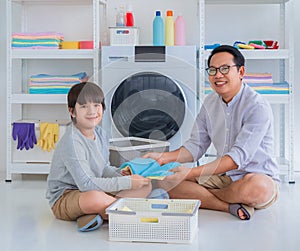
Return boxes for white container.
[109,137,169,167]
[109,27,139,46]
[106,198,200,243]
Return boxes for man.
[145,45,279,220]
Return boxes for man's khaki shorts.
[51,190,84,221]
[196,174,279,209]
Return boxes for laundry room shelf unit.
[198,0,294,183]
[6,0,107,181]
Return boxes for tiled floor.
[1,173,299,251]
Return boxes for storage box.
[106,198,200,243]
[61,41,79,49]
[79,41,93,49]
[109,27,139,46]
[109,137,169,167]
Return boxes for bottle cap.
[156,11,161,16]
[166,10,173,16]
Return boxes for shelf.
[11,0,107,5]
[11,94,67,104]
[204,49,289,60]
[11,49,98,59]
[206,0,289,4]
[10,163,50,175]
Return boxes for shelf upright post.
[6,0,13,182]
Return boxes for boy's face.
[71,101,103,130]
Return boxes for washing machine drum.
[111,72,186,141]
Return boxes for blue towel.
[120,158,181,180]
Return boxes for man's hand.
[157,166,193,191]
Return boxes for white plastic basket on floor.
[106,198,200,243]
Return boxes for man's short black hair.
[207,45,245,68]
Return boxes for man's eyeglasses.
[206,65,238,76]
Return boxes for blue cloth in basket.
[120,157,180,180]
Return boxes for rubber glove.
[12,122,36,150]
[37,122,49,151]
[26,123,37,150]
[37,122,59,152]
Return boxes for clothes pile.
[29,72,88,94]
[243,73,289,94]
[12,32,64,49]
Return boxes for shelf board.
[204,49,289,60]
[10,163,50,174]
[11,94,67,104]
[206,0,289,4]
[11,49,97,59]
[11,0,107,5]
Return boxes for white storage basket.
[106,198,200,243]
[109,137,170,167]
[109,27,139,46]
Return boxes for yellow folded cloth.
[61,41,79,49]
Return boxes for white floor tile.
[1,174,299,251]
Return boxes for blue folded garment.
[120,158,181,179]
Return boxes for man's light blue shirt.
[183,83,279,182]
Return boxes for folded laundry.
[29,72,88,94]
[12,32,64,49]
[120,157,181,180]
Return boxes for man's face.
[208,52,245,103]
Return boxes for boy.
[46,82,152,231]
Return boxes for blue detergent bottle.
[153,11,164,46]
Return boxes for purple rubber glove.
[12,122,36,150]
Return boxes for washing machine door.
[111,72,186,141]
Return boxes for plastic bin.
[109,137,169,167]
[106,198,200,243]
[109,27,139,46]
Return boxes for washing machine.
[100,45,197,151]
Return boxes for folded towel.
[120,157,181,180]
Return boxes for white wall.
[0,0,299,179]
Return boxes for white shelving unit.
[198,0,294,183]
[6,0,107,181]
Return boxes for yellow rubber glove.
[37,123,59,152]
[37,122,49,151]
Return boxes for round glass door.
[111,72,186,141]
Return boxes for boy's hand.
[121,169,131,176]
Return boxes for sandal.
[229,203,254,220]
[77,214,103,232]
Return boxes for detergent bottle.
[175,14,186,46]
[153,10,164,46]
[125,4,134,26]
[165,10,174,46]
[116,5,125,27]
